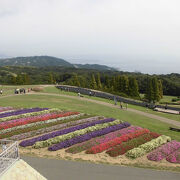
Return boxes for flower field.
[0,106,180,167]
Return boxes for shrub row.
[33,119,123,149]
[106,132,160,157]
[125,135,171,159]
[86,129,150,154]
[147,140,180,161]
[66,126,142,154]
[10,116,99,141]
[49,122,130,151]
[20,118,115,147]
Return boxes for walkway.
[22,156,180,180]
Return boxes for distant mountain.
[74,64,117,71]
[0,56,73,67]
[0,56,117,71]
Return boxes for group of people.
[114,97,128,109]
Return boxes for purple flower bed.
[19,118,115,147]
[66,126,142,153]
[48,122,131,151]
[147,140,180,161]
[166,149,180,164]
[10,116,101,141]
[0,108,48,118]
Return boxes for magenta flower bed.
[66,126,142,153]
[166,149,180,164]
[147,140,180,161]
[19,118,115,147]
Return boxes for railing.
[0,140,19,176]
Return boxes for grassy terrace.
[0,91,179,141]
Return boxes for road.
[22,156,180,180]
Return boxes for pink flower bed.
[147,140,180,161]
[66,126,143,153]
[166,149,180,164]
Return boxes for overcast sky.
[0,0,180,74]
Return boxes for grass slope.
[0,93,179,141]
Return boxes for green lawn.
[41,86,180,122]
[0,93,179,141]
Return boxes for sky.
[0,0,180,74]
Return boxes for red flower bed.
[86,128,150,154]
[0,112,79,130]
[106,132,160,157]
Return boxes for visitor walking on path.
[0,89,2,95]
[120,101,123,109]
[114,96,117,105]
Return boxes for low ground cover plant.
[48,122,130,151]
[126,135,171,159]
[33,119,123,148]
[20,118,115,147]
[166,149,180,164]
[147,140,180,161]
[86,129,150,154]
[106,132,160,157]
[66,126,142,154]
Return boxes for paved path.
[22,156,180,180]
[30,92,180,127]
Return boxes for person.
[78,92,80,97]
[120,101,123,109]
[89,91,92,97]
[114,96,117,105]
[0,89,2,95]
[126,103,128,109]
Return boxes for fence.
[56,85,180,112]
[0,140,19,176]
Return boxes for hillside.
[0,56,116,71]
[0,56,73,67]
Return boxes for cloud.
[0,0,180,74]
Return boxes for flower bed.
[0,107,14,112]
[33,119,123,149]
[0,112,79,135]
[125,135,171,159]
[147,140,180,161]
[0,111,79,130]
[20,118,115,147]
[66,126,141,154]
[48,122,130,151]
[10,116,101,141]
[166,149,180,164]
[0,108,61,122]
[0,113,84,139]
[0,108,48,118]
[106,132,160,157]
[86,129,150,154]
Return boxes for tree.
[121,75,129,94]
[158,80,163,99]
[96,73,102,89]
[72,74,80,87]
[145,77,153,102]
[48,73,54,84]
[152,77,160,102]
[128,77,139,97]
[91,74,97,89]
[11,76,17,85]
[16,74,24,85]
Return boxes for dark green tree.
[96,73,102,89]
[91,74,97,89]
[128,77,139,97]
